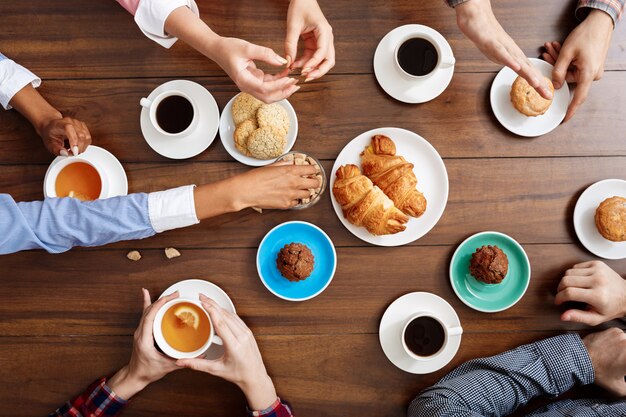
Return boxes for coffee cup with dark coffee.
[394,32,455,80]
[401,313,462,360]
[140,90,198,137]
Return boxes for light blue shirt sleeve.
[0,193,156,254]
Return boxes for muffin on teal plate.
[450,231,530,312]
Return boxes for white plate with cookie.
[330,127,448,247]
[219,93,298,167]
[574,179,626,260]
[490,58,569,138]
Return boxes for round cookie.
[510,76,555,117]
[232,93,263,125]
[234,119,258,155]
[595,196,626,242]
[247,126,286,160]
[257,103,290,136]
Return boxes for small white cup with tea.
[401,313,462,360]
[140,90,198,137]
[153,298,223,359]
[394,31,455,80]
[45,157,109,201]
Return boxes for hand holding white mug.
[555,261,626,326]
[177,295,278,411]
[583,328,626,396]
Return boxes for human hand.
[555,261,626,326]
[541,10,613,122]
[177,296,278,411]
[37,116,92,157]
[229,162,320,210]
[583,328,626,396]
[212,37,298,103]
[107,289,181,399]
[455,0,552,99]
[285,0,335,82]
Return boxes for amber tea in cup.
[161,301,211,352]
[54,161,102,201]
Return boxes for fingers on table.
[564,72,593,123]
[561,308,603,325]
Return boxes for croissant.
[333,164,408,235]
[360,135,427,217]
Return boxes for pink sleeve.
[116,0,140,15]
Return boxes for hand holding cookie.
[285,0,335,82]
[455,0,552,100]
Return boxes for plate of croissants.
[331,127,448,246]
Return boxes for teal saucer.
[450,231,531,313]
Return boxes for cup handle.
[447,326,463,337]
[140,97,152,108]
[440,55,456,69]
[212,334,223,346]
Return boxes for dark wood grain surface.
[0,0,624,416]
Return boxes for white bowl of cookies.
[220,93,298,166]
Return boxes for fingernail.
[302,67,313,74]
[72,146,79,156]
[60,149,69,157]
[304,76,313,83]
[294,86,301,92]
[277,56,288,65]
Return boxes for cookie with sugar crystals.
[232,93,263,125]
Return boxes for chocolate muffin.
[469,245,509,284]
[276,243,315,282]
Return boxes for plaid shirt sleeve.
[247,398,293,417]
[443,0,470,6]
[49,378,128,417]
[576,0,625,26]
[408,333,595,417]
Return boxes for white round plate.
[379,292,462,374]
[219,93,298,166]
[330,127,448,246]
[374,24,455,104]
[574,179,626,260]
[490,58,569,137]
[140,80,219,159]
[43,145,128,198]
[159,279,235,360]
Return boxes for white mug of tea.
[140,89,198,137]
[153,298,223,359]
[401,313,462,360]
[394,31,455,80]
[44,157,109,201]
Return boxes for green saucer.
[450,231,531,313]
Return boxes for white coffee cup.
[153,298,222,359]
[394,31,455,80]
[140,89,198,137]
[401,313,463,360]
[44,157,109,199]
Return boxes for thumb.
[561,309,604,326]
[285,24,301,67]
[552,50,573,90]
[247,43,288,67]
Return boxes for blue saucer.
[256,221,337,301]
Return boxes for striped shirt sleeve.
[576,0,625,26]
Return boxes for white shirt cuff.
[134,0,199,49]
[148,185,199,233]
[0,55,42,110]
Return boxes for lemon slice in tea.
[174,305,200,330]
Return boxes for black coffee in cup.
[404,316,445,356]
[397,38,439,77]
[156,95,194,134]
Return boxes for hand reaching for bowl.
[177,296,278,411]
[107,290,181,400]
[541,10,614,122]
[454,0,552,100]
[555,261,626,326]
[583,328,626,396]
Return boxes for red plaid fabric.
[49,378,127,417]
[247,398,294,417]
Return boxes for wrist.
[197,30,224,63]
[586,9,615,30]
[107,365,149,401]
[33,109,62,138]
[238,372,277,411]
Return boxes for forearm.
[408,334,594,417]
[107,365,148,401]
[239,373,279,411]
[8,84,61,137]
[163,6,222,61]
[576,0,625,27]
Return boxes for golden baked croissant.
[360,135,427,217]
[333,164,408,235]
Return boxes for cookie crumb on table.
[164,247,181,259]
[126,250,142,261]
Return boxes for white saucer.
[374,25,455,104]
[330,127,449,247]
[379,292,462,374]
[573,179,626,260]
[219,93,298,166]
[490,58,569,137]
[158,279,236,360]
[140,80,219,159]
[43,145,128,198]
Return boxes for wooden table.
[1,1,625,415]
